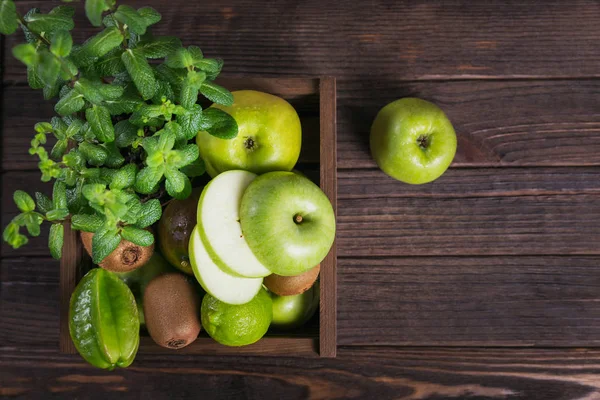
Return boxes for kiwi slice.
[264,264,320,296]
[143,273,201,349]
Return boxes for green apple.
[271,281,319,330]
[197,90,302,177]
[189,226,263,305]
[197,170,271,278]
[370,98,457,184]
[240,171,335,276]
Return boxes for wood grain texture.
[319,77,337,357]
[4,79,600,171]
[2,347,600,399]
[337,256,600,346]
[3,0,600,83]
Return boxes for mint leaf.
[71,213,104,232]
[79,142,108,166]
[177,104,203,140]
[46,208,69,221]
[49,223,64,259]
[138,36,182,59]
[110,164,137,190]
[165,48,194,69]
[121,49,157,100]
[102,142,125,168]
[201,108,238,139]
[27,65,44,89]
[85,0,107,27]
[0,0,18,35]
[152,80,175,104]
[104,90,144,115]
[74,78,104,105]
[35,192,53,213]
[55,89,85,116]
[86,105,115,143]
[114,120,139,148]
[195,58,222,75]
[50,30,73,57]
[121,225,153,246]
[135,199,161,228]
[38,51,62,87]
[25,11,75,34]
[179,81,198,109]
[53,181,68,210]
[137,7,161,26]
[14,191,35,213]
[173,144,199,167]
[166,174,191,200]
[164,167,186,193]
[91,226,121,263]
[12,44,38,66]
[95,49,126,76]
[199,81,233,106]
[72,27,124,67]
[181,158,205,177]
[51,139,68,160]
[24,213,43,236]
[134,166,163,194]
[114,5,147,35]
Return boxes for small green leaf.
[71,27,124,67]
[74,78,104,105]
[71,213,104,232]
[50,30,73,57]
[166,174,191,200]
[14,191,35,213]
[110,164,137,190]
[121,225,154,246]
[65,118,84,138]
[91,226,121,264]
[164,167,186,194]
[201,108,238,139]
[134,166,163,194]
[49,6,75,18]
[85,0,107,27]
[49,223,64,259]
[155,64,186,86]
[35,192,53,213]
[195,58,222,75]
[27,64,44,89]
[43,78,64,100]
[137,7,161,26]
[0,0,18,35]
[151,80,175,104]
[121,49,157,100]
[114,5,147,35]
[24,213,43,236]
[51,139,68,160]
[46,208,69,221]
[25,11,75,34]
[95,49,126,76]
[174,144,199,167]
[177,104,203,140]
[53,181,68,210]
[135,199,161,228]
[79,141,108,166]
[12,43,38,67]
[187,46,203,63]
[199,81,234,106]
[102,142,125,168]
[114,120,139,148]
[86,105,115,143]
[179,81,198,109]
[181,158,205,177]
[55,89,85,116]
[186,70,206,90]
[138,36,182,59]
[104,90,144,115]
[165,48,193,69]
[38,50,62,87]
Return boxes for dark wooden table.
[2,1,600,398]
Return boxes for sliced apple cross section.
[189,226,263,305]
[197,170,271,278]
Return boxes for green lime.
[201,288,272,346]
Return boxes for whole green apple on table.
[0,0,457,370]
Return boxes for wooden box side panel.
[319,77,337,358]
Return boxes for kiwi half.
[81,230,154,273]
[143,273,201,349]
[264,264,320,296]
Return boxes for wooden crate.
[59,77,337,358]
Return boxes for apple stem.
[294,214,303,224]
[244,137,256,150]
[417,135,429,149]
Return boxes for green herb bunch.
[0,0,237,263]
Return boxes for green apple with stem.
[270,281,320,330]
[197,90,302,177]
[370,97,457,184]
[197,170,271,278]
[189,226,263,305]
[240,172,335,276]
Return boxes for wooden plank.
[336,79,600,169]
[319,77,337,357]
[335,169,600,257]
[338,256,600,346]
[5,79,600,171]
[4,0,600,83]
[2,346,600,399]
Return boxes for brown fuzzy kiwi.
[81,230,154,273]
[264,264,320,296]
[143,273,201,349]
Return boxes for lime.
[201,288,272,346]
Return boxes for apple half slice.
[189,226,263,305]
[197,170,272,278]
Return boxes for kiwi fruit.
[264,264,320,296]
[157,187,202,275]
[143,273,201,349]
[81,230,154,273]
